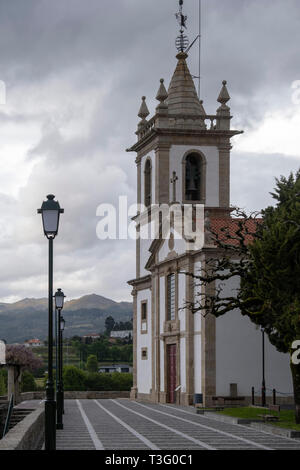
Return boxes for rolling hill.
[0,294,133,343]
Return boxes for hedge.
[63,366,132,391]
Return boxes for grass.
[218,407,300,431]
[35,378,44,388]
[34,345,81,367]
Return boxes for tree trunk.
[290,361,300,424]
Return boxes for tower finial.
[175,0,189,53]
[217,80,230,105]
[138,96,150,120]
[156,78,168,103]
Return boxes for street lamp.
[54,288,65,430]
[38,194,64,451]
[261,328,266,407]
[55,288,65,310]
[60,316,65,415]
[61,316,65,332]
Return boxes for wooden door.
[167,344,177,404]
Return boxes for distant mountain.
[0,294,133,343]
[64,294,123,311]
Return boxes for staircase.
[7,408,33,432]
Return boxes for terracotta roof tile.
[209,217,262,246]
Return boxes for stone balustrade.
[137,113,221,140]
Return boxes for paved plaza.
[54,399,300,450]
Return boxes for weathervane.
[175,0,189,52]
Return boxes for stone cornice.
[127,128,243,153]
[127,274,152,290]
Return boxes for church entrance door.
[167,344,177,403]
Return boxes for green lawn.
[218,407,300,431]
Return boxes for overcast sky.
[0,0,299,303]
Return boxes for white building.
[24,339,43,348]
[82,333,100,343]
[110,330,132,339]
[127,46,293,406]
[99,364,133,374]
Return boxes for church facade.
[127,51,293,407]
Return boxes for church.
[127,15,293,407]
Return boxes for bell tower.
[127,0,243,405]
[127,57,242,211]
[127,53,242,282]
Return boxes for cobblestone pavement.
[56,399,300,450]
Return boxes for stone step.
[7,408,33,431]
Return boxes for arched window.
[144,159,152,207]
[185,153,202,201]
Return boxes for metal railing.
[2,393,14,438]
[251,386,293,407]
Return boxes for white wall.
[159,275,165,392]
[215,276,293,397]
[137,288,152,394]
[169,145,219,207]
[139,234,153,277]
[158,232,186,263]
[178,270,186,392]
[193,261,202,394]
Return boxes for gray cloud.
[0,0,299,302]
[231,152,300,212]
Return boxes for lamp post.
[54,288,65,429]
[38,194,64,450]
[261,328,266,407]
[60,315,66,415]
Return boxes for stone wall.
[2,390,130,401]
[64,391,130,399]
[0,405,44,450]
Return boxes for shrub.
[43,370,56,387]
[63,365,86,391]
[44,365,134,392]
[110,372,133,391]
[21,370,37,392]
[85,372,133,391]
[6,345,43,371]
[86,355,98,373]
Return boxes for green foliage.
[86,355,98,373]
[59,365,133,392]
[112,320,133,331]
[71,336,133,364]
[21,370,37,392]
[43,369,56,387]
[190,171,300,356]
[84,372,133,391]
[85,372,112,391]
[63,365,86,391]
[32,366,47,378]
[105,315,115,334]
[109,372,133,391]
[88,339,110,361]
[189,170,300,422]
[240,171,300,354]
